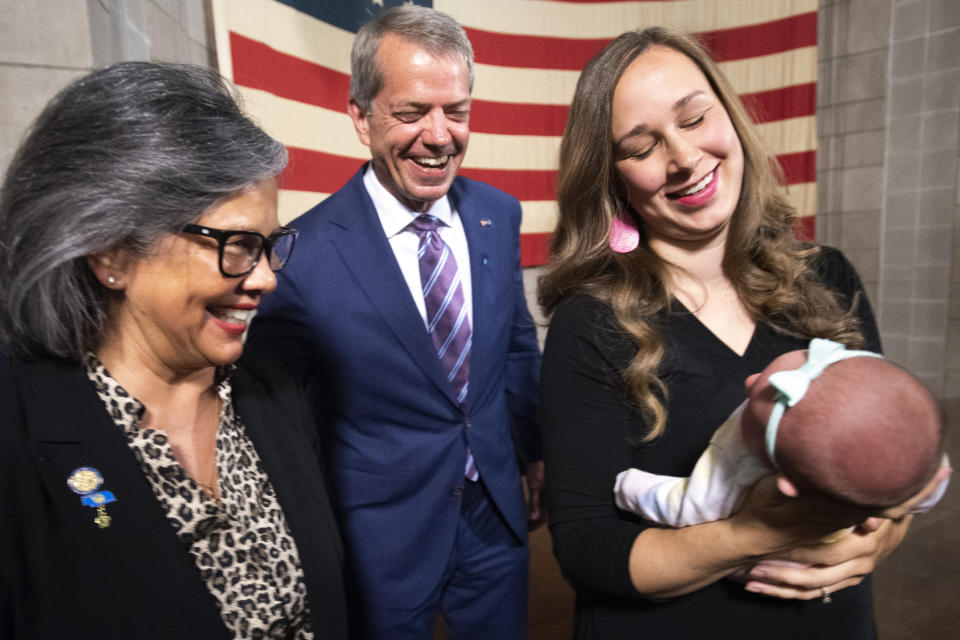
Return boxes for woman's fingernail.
[750,568,766,579]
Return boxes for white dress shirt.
[363,165,474,328]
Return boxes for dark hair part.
[538,27,864,440]
[0,62,287,361]
[350,4,474,112]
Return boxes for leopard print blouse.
[85,354,313,639]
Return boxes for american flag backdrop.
[211,0,818,267]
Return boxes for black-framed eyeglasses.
[182,223,299,277]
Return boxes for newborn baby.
[614,339,950,532]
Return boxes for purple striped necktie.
[408,214,478,481]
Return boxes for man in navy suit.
[250,6,543,639]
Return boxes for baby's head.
[741,340,945,509]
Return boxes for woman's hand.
[627,475,873,599]
[742,515,910,600]
[741,465,951,601]
[729,475,869,555]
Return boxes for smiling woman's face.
[99,178,281,377]
[611,45,744,251]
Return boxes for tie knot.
[408,214,440,236]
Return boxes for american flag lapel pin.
[480,219,492,227]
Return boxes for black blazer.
[0,349,348,639]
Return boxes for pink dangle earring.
[609,212,639,253]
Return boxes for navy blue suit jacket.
[250,167,541,609]
[0,349,348,639]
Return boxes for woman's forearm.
[627,474,869,598]
[628,517,763,597]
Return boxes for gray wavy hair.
[0,62,287,361]
[349,4,474,112]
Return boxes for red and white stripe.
[212,0,818,266]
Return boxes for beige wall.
[0,0,213,174]
[2,0,957,398]
[0,2,91,172]
[817,0,960,398]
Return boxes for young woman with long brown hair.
[538,28,941,639]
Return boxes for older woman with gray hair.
[0,62,347,639]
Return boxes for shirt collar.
[362,164,454,239]
[83,351,235,431]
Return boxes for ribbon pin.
[67,466,117,529]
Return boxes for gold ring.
[821,587,832,604]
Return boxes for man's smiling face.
[349,33,471,212]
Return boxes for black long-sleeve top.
[541,246,883,639]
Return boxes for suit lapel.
[327,171,460,406]
[232,363,348,637]
[19,357,180,532]
[14,357,228,637]
[453,180,497,408]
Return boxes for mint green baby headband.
[765,338,883,467]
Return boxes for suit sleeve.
[0,581,10,640]
[0,356,23,637]
[249,268,318,386]
[0,458,12,635]
[503,199,543,465]
[238,346,325,464]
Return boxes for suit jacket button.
[465,419,472,429]
[452,486,464,496]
